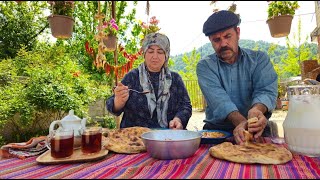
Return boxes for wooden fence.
[183,80,206,111]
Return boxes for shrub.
[0,45,111,145]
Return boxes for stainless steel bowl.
[141,129,202,160]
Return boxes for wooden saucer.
[36,148,109,164]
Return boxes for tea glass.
[47,129,74,158]
[81,126,102,154]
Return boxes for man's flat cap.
[203,10,240,36]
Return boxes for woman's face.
[144,45,166,72]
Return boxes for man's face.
[208,27,240,64]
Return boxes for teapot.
[49,110,86,148]
[283,85,320,157]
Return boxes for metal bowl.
[141,129,202,160]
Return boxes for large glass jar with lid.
[283,85,320,157]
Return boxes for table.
[0,138,319,179]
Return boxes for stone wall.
[88,98,119,126]
[88,99,107,119]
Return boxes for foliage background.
[0,1,143,145]
[0,1,318,146]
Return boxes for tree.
[268,43,286,98]
[0,1,48,60]
[178,48,201,81]
[281,17,317,78]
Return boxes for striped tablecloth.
[0,138,319,179]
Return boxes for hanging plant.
[47,1,75,39]
[141,16,160,39]
[90,1,145,83]
[266,1,299,38]
[101,18,119,52]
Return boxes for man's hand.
[248,105,268,139]
[227,111,248,145]
[233,121,247,145]
[169,117,183,129]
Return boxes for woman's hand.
[169,117,183,129]
[113,82,129,111]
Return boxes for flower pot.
[48,15,74,39]
[281,99,289,110]
[102,34,117,52]
[266,15,293,38]
[276,98,282,109]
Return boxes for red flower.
[72,71,80,77]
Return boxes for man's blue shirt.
[196,47,278,132]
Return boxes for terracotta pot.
[276,98,282,109]
[48,15,74,39]
[281,100,289,110]
[266,15,293,38]
[103,34,117,52]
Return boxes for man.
[196,10,278,145]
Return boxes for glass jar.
[283,85,320,157]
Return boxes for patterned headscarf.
[139,33,172,128]
[142,33,170,66]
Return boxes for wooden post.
[111,1,121,129]
[111,1,118,86]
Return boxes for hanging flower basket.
[103,34,117,52]
[48,14,74,39]
[266,15,293,38]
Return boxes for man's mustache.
[219,46,232,53]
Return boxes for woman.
[106,33,192,129]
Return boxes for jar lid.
[287,85,320,97]
[288,85,320,88]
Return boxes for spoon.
[128,89,150,94]
[113,86,150,94]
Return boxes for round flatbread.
[209,141,292,164]
[103,127,151,154]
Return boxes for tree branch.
[26,22,49,47]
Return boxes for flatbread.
[248,117,258,124]
[246,117,258,142]
[244,130,253,143]
[103,127,151,154]
[202,132,225,138]
[209,130,292,164]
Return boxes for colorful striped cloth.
[0,138,319,179]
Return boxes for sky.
[132,1,317,56]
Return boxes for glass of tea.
[81,126,102,154]
[47,129,74,158]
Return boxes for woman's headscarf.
[138,33,172,128]
[141,32,171,64]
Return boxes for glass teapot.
[283,85,320,157]
[49,110,86,148]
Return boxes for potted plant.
[47,1,75,39]
[266,1,299,38]
[141,16,161,36]
[101,18,119,52]
[139,16,161,45]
